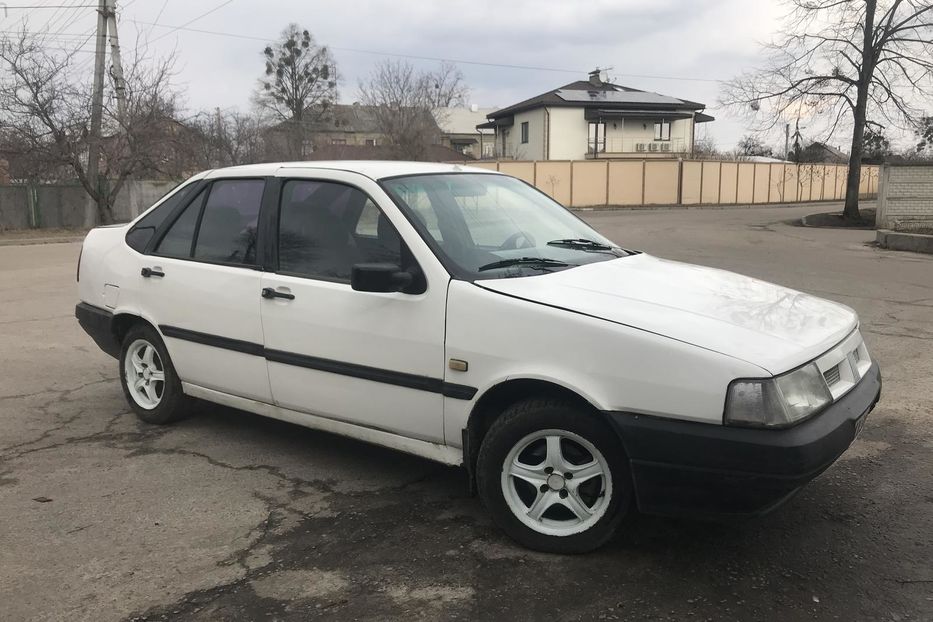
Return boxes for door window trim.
[146,176,270,271]
[269,177,425,288]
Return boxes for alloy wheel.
[123,339,166,409]
[500,428,612,536]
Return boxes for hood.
[477,254,857,374]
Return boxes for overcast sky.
[10,0,806,151]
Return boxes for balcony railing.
[587,137,688,155]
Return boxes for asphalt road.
[1,203,931,622]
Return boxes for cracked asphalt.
[1,202,931,622]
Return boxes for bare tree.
[861,125,893,162]
[915,115,933,156]
[426,61,469,109]
[721,0,933,220]
[738,134,775,158]
[187,108,267,168]
[255,24,336,158]
[0,29,182,223]
[359,60,468,160]
[690,135,724,159]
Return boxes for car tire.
[476,398,632,554]
[119,324,192,425]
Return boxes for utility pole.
[104,0,136,216]
[85,0,108,223]
[105,0,126,123]
[784,122,790,161]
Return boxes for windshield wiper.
[477,257,573,272]
[546,238,614,251]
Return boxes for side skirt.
[181,382,464,467]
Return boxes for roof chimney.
[588,69,602,86]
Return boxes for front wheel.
[119,324,192,425]
[476,398,632,553]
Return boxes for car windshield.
[382,173,629,279]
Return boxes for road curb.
[876,229,933,254]
[0,237,85,247]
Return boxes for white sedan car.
[76,161,881,553]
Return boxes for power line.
[126,20,587,74]
[7,8,725,85]
[0,4,97,7]
[125,19,726,83]
[43,0,76,31]
[147,0,232,44]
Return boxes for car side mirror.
[351,263,414,293]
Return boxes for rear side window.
[125,182,199,252]
[155,189,204,258]
[193,180,264,265]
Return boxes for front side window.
[193,180,264,264]
[382,174,627,280]
[277,180,403,282]
[654,119,671,141]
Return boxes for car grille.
[823,364,841,386]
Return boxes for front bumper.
[608,362,881,518]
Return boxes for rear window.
[125,182,200,252]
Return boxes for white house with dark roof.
[477,70,714,160]
[433,106,498,159]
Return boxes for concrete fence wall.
[877,164,933,232]
[0,163,883,231]
[470,159,880,208]
[0,179,178,231]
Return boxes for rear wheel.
[119,324,192,424]
[477,398,632,553]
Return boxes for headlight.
[725,363,832,428]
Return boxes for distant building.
[796,142,849,164]
[478,70,714,160]
[301,142,470,162]
[265,103,444,157]
[434,106,496,159]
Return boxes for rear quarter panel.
[78,225,138,313]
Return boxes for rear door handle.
[261,287,295,300]
[141,267,164,278]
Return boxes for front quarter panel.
[442,279,768,446]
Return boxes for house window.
[365,138,376,146]
[587,122,606,153]
[654,120,671,141]
[520,121,529,144]
[331,138,347,145]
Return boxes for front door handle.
[261,287,295,300]
[141,267,165,278]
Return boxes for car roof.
[202,160,502,181]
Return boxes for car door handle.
[261,287,295,300]
[141,267,165,278]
